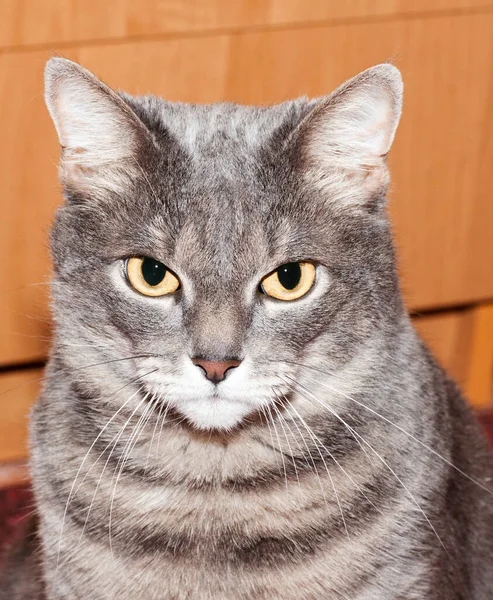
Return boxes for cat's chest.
[37,407,438,599]
[52,476,434,600]
[54,524,433,600]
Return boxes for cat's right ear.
[44,58,155,199]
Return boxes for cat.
[1,57,493,599]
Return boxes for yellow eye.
[260,262,316,301]
[125,257,180,297]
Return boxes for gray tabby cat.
[2,57,493,599]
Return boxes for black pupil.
[277,262,302,290]
[141,257,167,287]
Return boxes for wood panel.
[0,0,492,49]
[414,310,475,390]
[466,303,493,408]
[1,12,493,363]
[269,0,493,24]
[0,51,73,365]
[0,369,42,463]
[414,305,493,409]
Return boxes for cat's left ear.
[295,63,403,204]
[44,57,156,199]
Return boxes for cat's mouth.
[143,386,291,433]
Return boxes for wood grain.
[414,305,493,409]
[0,369,42,463]
[466,303,493,408]
[0,51,74,365]
[0,0,492,49]
[1,12,493,363]
[269,0,493,24]
[414,310,475,390]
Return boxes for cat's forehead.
[82,95,348,279]
[160,194,327,288]
[137,172,323,286]
[125,94,315,159]
[121,96,325,266]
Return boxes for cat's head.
[45,58,403,431]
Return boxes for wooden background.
[1,0,493,468]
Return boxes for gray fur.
[2,58,493,599]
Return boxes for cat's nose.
[191,358,241,384]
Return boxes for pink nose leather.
[191,358,241,383]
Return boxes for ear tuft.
[44,57,153,197]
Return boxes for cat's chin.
[175,397,258,432]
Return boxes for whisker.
[55,369,157,571]
[0,374,46,400]
[270,401,301,492]
[67,392,150,568]
[283,377,404,529]
[0,355,161,401]
[156,398,172,457]
[257,405,310,497]
[290,377,447,553]
[9,311,51,324]
[284,398,349,539]
[69,372,159,499]
[285,373,378,475]
[146,394,167,470]
[281,359,493,497]
[269,406,289,495]
[273,399,331,520]
[259,406,283,477]
[269,399,311,471]
[57,341,120,349]
[108,392,161,557]
[71,354,161,373]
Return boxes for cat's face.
[45,59,403,431]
